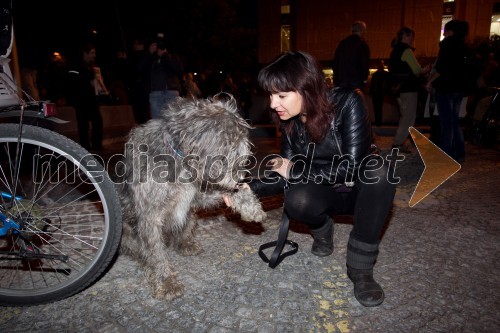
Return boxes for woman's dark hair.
[391,26,415,47]
[257,51,331,143]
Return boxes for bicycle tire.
[0,123,122,306]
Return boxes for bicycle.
[468,87,500,147]
[0,35,122,306]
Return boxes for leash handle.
[258,209,298,268]
[258,178,298,268]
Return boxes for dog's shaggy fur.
[118,96,266,300]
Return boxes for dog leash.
[258,183,298,268]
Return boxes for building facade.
[258,0,499,67]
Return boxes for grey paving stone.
[1,137,499,333]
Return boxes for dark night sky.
[12,0,258,73]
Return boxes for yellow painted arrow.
[408,127,461,207]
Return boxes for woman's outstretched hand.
[222,183,250,207]
[266,157,292,179]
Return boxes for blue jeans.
[436,92,465,162]
[149,90,179,119]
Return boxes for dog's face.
[162,95,253,191]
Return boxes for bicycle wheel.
[0,123,122,306]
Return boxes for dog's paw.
[240,207,267,222]
[230,189,267,222]
[176,240,204,256]
[246,208,267,222]
[150,274,185,300]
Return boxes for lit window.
[281,26,290,52]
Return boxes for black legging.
[284,165,396,244]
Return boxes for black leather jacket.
[250,86,373,196]
[433,36,468,94]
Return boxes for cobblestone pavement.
[1,133,499,333]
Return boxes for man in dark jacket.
[139,35,184,119]
[425,20,469,163]
[332,21,370,90]
[67,43,104,150]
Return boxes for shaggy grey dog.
[117,95,266,300]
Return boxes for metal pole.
[113,0,127,52]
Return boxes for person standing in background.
[128,37,151,124]
[139,33,184,119]
[182,72,202,99]
[238,72,254,120]
[108,49,132,105]
[425,20,469,163]
[67,43,104,151]
[369,60,389,127]
[332,21,370,90]
[388,27,429,153]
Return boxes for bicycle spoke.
[1,124,121,305]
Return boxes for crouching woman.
[249,51,396,307]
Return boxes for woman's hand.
[425,71,439,92]
[421,64,431,76]
[222,183,250,207]
[266,157,292,179]
[424,81,433,92]
[222,193,232,207]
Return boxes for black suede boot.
[310,216,334,257]
[346,236,384,307]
